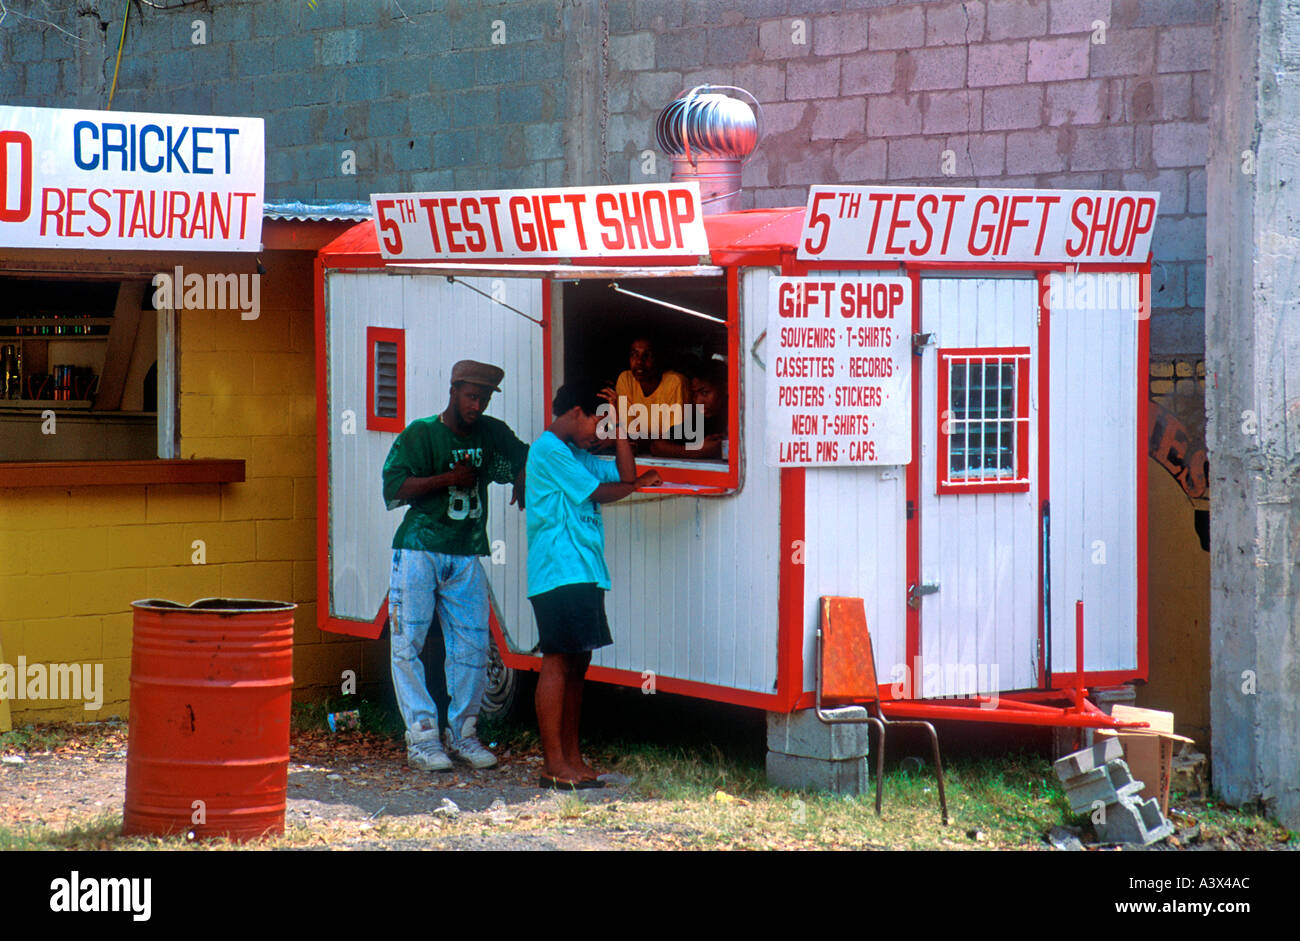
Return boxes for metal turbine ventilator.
[655,85,762,214]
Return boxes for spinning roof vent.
[656,85,761,214]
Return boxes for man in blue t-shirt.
[525,379,660,789]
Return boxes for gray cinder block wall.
[1205,0,1300,829]
[0,0,1212,361]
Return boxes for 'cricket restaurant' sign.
[0,105,264,251]
[371,182,709,260]
[798,185,1159,263]
[766,276,912,468]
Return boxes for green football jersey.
[382,413,529,555]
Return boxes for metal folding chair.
[815,595,949,824]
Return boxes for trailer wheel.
[479,633,517,721]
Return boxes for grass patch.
[0,718,127,755]
[0,813,128,851]
[1185,798,1298,848]
[593,743,1079,849]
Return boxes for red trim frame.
[316,250,395,639]
[935,346,1031,495]
[1136,266,1150,682]
[1036,272,1051,689]
[365,326,405,433]
[906,270,922,672]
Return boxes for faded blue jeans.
[388,549,490,742]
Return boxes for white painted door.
[917,278,1040,695]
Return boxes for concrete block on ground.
[767,708,872,760]
[766,751,871,795]
[1060,760,1145,815]
[1095,796,1176,846]
[1054,737,1124,780]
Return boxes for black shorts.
[529,583,613,655]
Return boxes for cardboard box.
[1097,705,1196,815]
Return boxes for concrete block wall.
[0,0,1213,359]
[0,0,568,199]
[600,0,1213,357]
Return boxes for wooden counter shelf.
[0,459,246,488]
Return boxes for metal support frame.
[815,620,949,826]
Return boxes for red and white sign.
[371,183,708,260]
[0,105,264,251]
[766,276,912,467]
[798,186,1160,264]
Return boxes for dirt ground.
[3,719,1294,851]
[0,722,668,850]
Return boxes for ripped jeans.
[388,549,489,742]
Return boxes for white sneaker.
[406,726,453,772]
[445,723,498,769]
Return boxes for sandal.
[538,774,606,790]
[538,774,580,790]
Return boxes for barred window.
[937,348,1030,493]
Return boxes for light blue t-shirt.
[525,430,623,597]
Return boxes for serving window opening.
[1,276,165,462]
[557,275,735,490]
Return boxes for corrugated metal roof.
[263,200,372,222]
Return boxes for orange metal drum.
[124,599,295,841]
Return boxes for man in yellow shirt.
[613,336,688,452]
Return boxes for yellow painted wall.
[0,250,377,729]
[1137,457,1212,748]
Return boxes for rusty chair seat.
[815,596,949,825]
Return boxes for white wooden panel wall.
[327,271,402,623]
[919,278,1040,693]
[328,268,782,696]
[801,270,908,694]
[1048,272,1139,674]
[802,466,908,692]
[326,271,544,631]
[594,267,782,693]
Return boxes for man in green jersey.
[382,360,528,771]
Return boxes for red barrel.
[124,598,295,841]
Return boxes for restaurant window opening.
[1,276,168,462]
[366,326,405,432]
[937,347,1030,494]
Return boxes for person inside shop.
[525,379,661,788]
[650,359,729,460]
[613,334,688,453]
[381,360,529,773]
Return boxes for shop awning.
[317,206,808,269]
[385,262,723,279]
